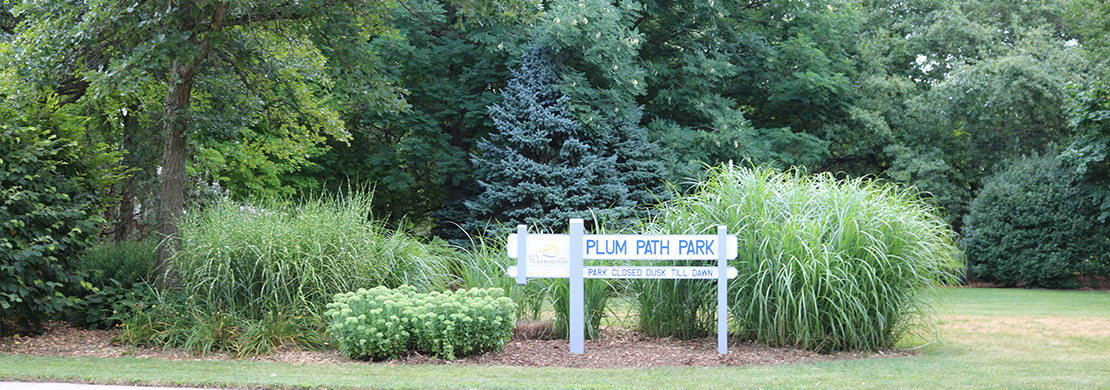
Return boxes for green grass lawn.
[3,288,1109,389]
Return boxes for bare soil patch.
[941,315,1110,338]
[0,322,912,369]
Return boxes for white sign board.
[508,234,738,261]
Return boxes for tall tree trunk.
[153,2,228,289]
[154,61,195,289]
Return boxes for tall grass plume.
[173,191,453,320]
[640,164,963,351]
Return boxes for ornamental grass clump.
[325,286,516,360]
[174,191,452,321]
[639,165,963,352]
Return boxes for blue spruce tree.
[467,46,632,235]
[605,116,669,210]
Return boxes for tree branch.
[743,0,772,10]
[56,77,90,106]
[220,9,316,27]
[213,48,260,98]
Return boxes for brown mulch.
[0,322,912,369]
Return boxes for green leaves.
[965,155,1110,288]
[1,115,119,334]
[325,285,517,360]
[4,1,414,284]
[541,0,646,103]
[1061,82,1110,221]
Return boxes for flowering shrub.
[325,286,516,360]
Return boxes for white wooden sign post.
[507,218,737,354]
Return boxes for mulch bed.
[0,321,912,369]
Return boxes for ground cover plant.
[325,285,516,360]
[638,165,964,351]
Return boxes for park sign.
[505,228,738,281]
[505,234,739,278]
[506,219,737,355]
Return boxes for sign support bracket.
[717,225,728,354]
[569,218,585,354]
[515,224,527,286]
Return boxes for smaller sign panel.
[506,234,571,278]
[584,266,738,279]
[507,266,737,279]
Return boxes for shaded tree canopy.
[3,0,410,285]
[2,0,1104,251]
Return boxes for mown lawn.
[3,288,1109,389]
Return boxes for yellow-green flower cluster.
[325,285,516,360]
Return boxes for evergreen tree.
[605,116,668,209]
[467,46,630,235]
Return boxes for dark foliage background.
[964,155,1110,288]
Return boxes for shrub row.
[325,286,516,360]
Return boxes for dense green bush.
[173,192,454,319]
[640,165,963,352]
[325,286,516,360]
[1,122,117,334]
[68,239,158,329]
[68,281,157,330]
[964,155,1110,288]
[80,238,157,288]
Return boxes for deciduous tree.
[4,0,408,286]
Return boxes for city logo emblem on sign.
[530,244,569,269]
